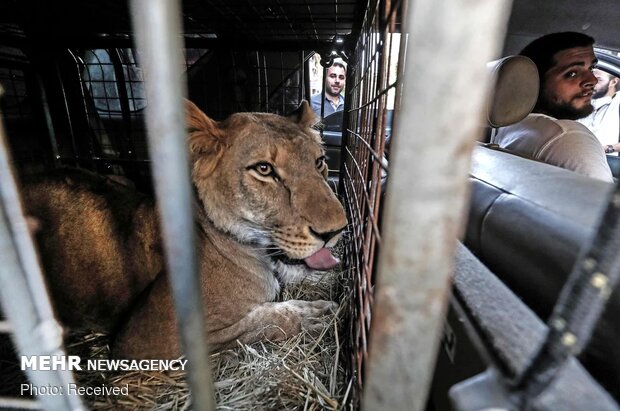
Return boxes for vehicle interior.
[0,0,619,410]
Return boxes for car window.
[82,49,146,114]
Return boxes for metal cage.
[4,0,613,410]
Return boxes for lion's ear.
[186,100,224,154]
[287,100,319,129]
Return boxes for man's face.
[592,68,611,99]
[538,46,598,120]
[325,66,346,97]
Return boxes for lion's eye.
[316,156,327,170]
[254,162,274,176]
[249,163,276,177]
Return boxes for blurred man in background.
[578,68,620,155]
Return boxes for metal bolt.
[561,332,577,347]
[582,258,596,271]
[551,318,566,331]
[591,273,608,289]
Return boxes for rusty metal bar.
[0,85,84,410]
[128,1,215,410]
[361,0,513,409]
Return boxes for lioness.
[23,100,347,359]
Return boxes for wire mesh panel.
[79,49,146,160]
[187,50,307,120]
[341,0,402,404]
[0,44,308,190]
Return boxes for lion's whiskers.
[264,251,284,258]
[252,246,281,253]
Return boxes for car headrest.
[486,55,539,128]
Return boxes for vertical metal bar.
[129,1,215,410]
[320,63,326,118]
[0,85,84,411]
[65,50,98,170]
[280,52,285,111]
[109,49,135,157]
[54,59,80,165]
[362,0,513,409]
[263,52,269,112]
[300,51,306,102]
[109,48,139,180]
[34,73,61,167]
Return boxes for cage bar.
[0,85,84,410]
[129,1,215,410]
[358,0,513,409]
[341,0,401,403]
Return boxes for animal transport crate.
[1,0,618,410]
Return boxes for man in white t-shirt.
[492,32,613,182]
[578,69,620,155]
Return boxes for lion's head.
[186,101,348,283]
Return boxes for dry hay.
[66,249,353,410]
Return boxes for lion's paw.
[210,299,338,348]
[283,299,337,334]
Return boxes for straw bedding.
[65,247,352,410]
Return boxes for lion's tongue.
[304,248,340,271]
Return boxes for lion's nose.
[309,226,345,244]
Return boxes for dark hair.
[600,71,620,92]
[520,32,595,79]
[330,61,347,74]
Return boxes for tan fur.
[25,101,347,359]
[23,171,162,330]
